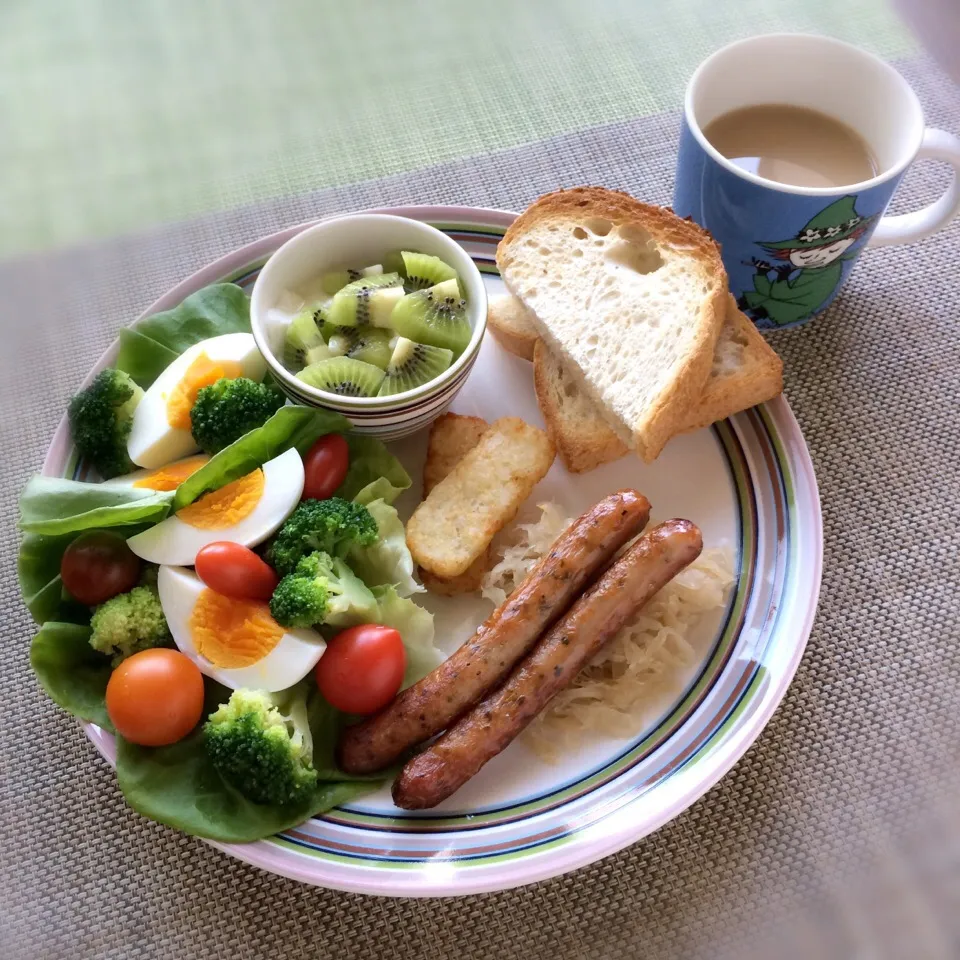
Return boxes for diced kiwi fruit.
[383,250,459,292]
[327,274,404,327]
[305,342,333,365]
[320,264,384,296]
[326,326,394,370]
[283,309,327,370]
[321,270,356,295]
[401,252,458,290]
[382,250,405,276]
[377,337,453,397]
[297,356,385,397]
[388,278,471,355]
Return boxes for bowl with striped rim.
[251,214,487,441]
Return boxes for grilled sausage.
[338,490,651,774]
[392,519,702,809]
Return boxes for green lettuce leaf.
[129,283,251,356]
[335,435,411,505]
[348,499,422,598]
[18,476,173,536]
[307,691,385,782]
[19,531,79,623]
[29,622,113,729]
[115,679,380,843]
[172,406,349,511]
[370,585,441,689]
[115,328,180,389]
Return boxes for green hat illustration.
[760,195,878,250]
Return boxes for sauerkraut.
[480,502,573,606]
[480,502,735,762]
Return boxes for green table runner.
[1,0,911,258]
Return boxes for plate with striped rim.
[48,205,822,896]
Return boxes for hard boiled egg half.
[158,566,326,692]
[126,447,304,566]
[127,333,267,469]
[101,454,210,492]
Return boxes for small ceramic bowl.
[250,214,487,440]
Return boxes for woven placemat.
[2,54,958,960]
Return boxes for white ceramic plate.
[45,206,822,897]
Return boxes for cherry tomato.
[60,531,141,606]
[106,649,205,746]
[195,541,279,601]
[315,624,406,715]
[303,433,349,501]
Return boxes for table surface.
[3,3,959,959]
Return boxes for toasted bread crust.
[498,187,728,462]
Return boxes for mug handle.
[869,128,960,247]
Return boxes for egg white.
[157,565,326,692]
[127,333,267,469]
[126,447,304,566]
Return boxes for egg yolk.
[175,469,265,530]
[132,455,209,491]
[166,353,244,431]
[190,589,284,668]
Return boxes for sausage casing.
[392,519,703,809]
[338,490,651,774]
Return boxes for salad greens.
[172,406,348,511]
[336,434,411,505]
[19,531,87,624]
[19,279,437,844]
[370,585,443,689]
[348,498,422,598]
[126,283,251,358]
[115,682,379,843]
[115,328,180,389]
[29,622,114,729]
[19,477,173,536]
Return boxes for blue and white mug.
[673,34,960,328]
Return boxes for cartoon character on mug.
[738,196,878,327]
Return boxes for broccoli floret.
[68,369,144,479]
[269,551,376,628]
[89,581,171,665]
[189,376,286,454]
[204,687,317,806]
[265,498,378,576]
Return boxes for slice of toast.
[487,293,539,361]
[407,417,555,578]
[681,295,784,434]
[498,187,728,462]
[419,413,494,595]
[533,340,629,473]
[530,293,783,471]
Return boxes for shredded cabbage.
[480,502,735,762]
